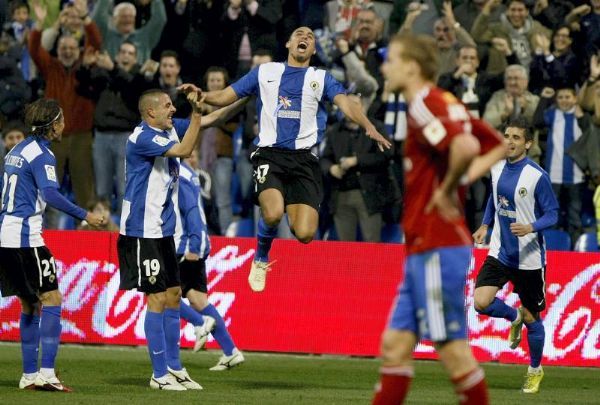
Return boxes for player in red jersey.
[371,34,507,405]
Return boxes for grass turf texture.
[0,343,598,404]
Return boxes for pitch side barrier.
[0,231,598,368]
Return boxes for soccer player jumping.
[372,34,507,405]
[473,116,558,394]
[179,26,391,292]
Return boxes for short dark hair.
[138,89,168,117]
[2,120,27,139]
[9,0,29,16]
[204,66,229,87]
[506,0,527,7]
[253,48,273,59]
[160,50,180,66]
[504,116,533,142]
[120,40,137,52]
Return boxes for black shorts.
[251,147,323,210]
[475,256,546,313]
[0,246,58,302]
[177,255,208,296]
[117,235,180,294]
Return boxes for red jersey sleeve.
[411,89,471,153]
[470,118,504,154]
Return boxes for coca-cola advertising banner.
[0,231,598,367]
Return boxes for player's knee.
[291,225,316,244]
[380,331,412,365]
[473,292,492,313]
[39,289,62,307]
[262,210,283,227]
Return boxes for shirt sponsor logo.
[5,155,23,168]
[152,135,170,147]
[275,96,301,119]
[45,165,57,182]
[422,119,446,145]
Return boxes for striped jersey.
[230,62,346,150]
[173,162,210,258]
[484,158,559,269]
[543,108,584,184]
[0,137,58,247]
[120,119,190,238]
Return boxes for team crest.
[149,276,157,285]
[498,195,510,207]
[518,187,528,197]
[49,274,55,283]
[310,81,319,91]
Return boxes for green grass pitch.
[0,343,598,404]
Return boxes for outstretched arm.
[201,97,249,128]
[165,89,205,157]
[333,94,391,150]
[178,83,239,107]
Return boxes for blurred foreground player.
[372,34,507,405]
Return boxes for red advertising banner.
[0,231,598,367]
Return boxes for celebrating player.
[178,26,391,292]
[0,99,105,391]
[372,34,507,405]
[117,88,204,391]
[472,116,558,394]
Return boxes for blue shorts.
[388,246,471,342]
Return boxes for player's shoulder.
[129,122,170,147]
[523,158,550,180]
[411,87,465,126]
[19,137,50,163]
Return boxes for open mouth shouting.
[297,41,309,53]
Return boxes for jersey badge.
[518,187,527,197]
[152,135,170,147]
[44,165,57,182]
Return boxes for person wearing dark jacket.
[76,41,141,214]
[320,94,392,242]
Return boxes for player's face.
[187,149,199,169]
[152,93,177,130]
[3,130,25,151]
[504,127,530,162]
[382,42,409,92]
[286,27,316,64]
[49,112,65,142]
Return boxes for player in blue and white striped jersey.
[117,88,206,391]
[174,150,244,371]
[0,99,105,392]
[472,116,558,394]
[179,26,391,292]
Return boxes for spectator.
[221,0,282,78]
[178,0,225,83]
[533,86,589,245]
[454,0,504,32]
[4,0,35,83]
[0,34,30,122]
[336,37,378,111]
[76,41,141,214]
[483,64,541,160]
[572,0,600,61]
[389,0,462,36]
[471,0,551,73]
[529,25,581,94]
[531,0,573,31]
[41,0,91,55]
[320,93,392,242]
[78,198,119,231]
[92,0,166,63]
[325,0,372,40]
[438,44,509,118]
[0,120,25,174]
[135,50,191,118]
[198,66,239,234]
[29,1,101,213]
[347,8,386,87]
[400,2,476,75]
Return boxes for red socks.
[372,366,413,405]
[451,367,489,405]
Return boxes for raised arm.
[165,90,204,157]
[200,97,249,128]
[179,83,239,107]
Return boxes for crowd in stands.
[1,0,600,250]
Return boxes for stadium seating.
[574,232,599,252]
[543,229,572,251]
